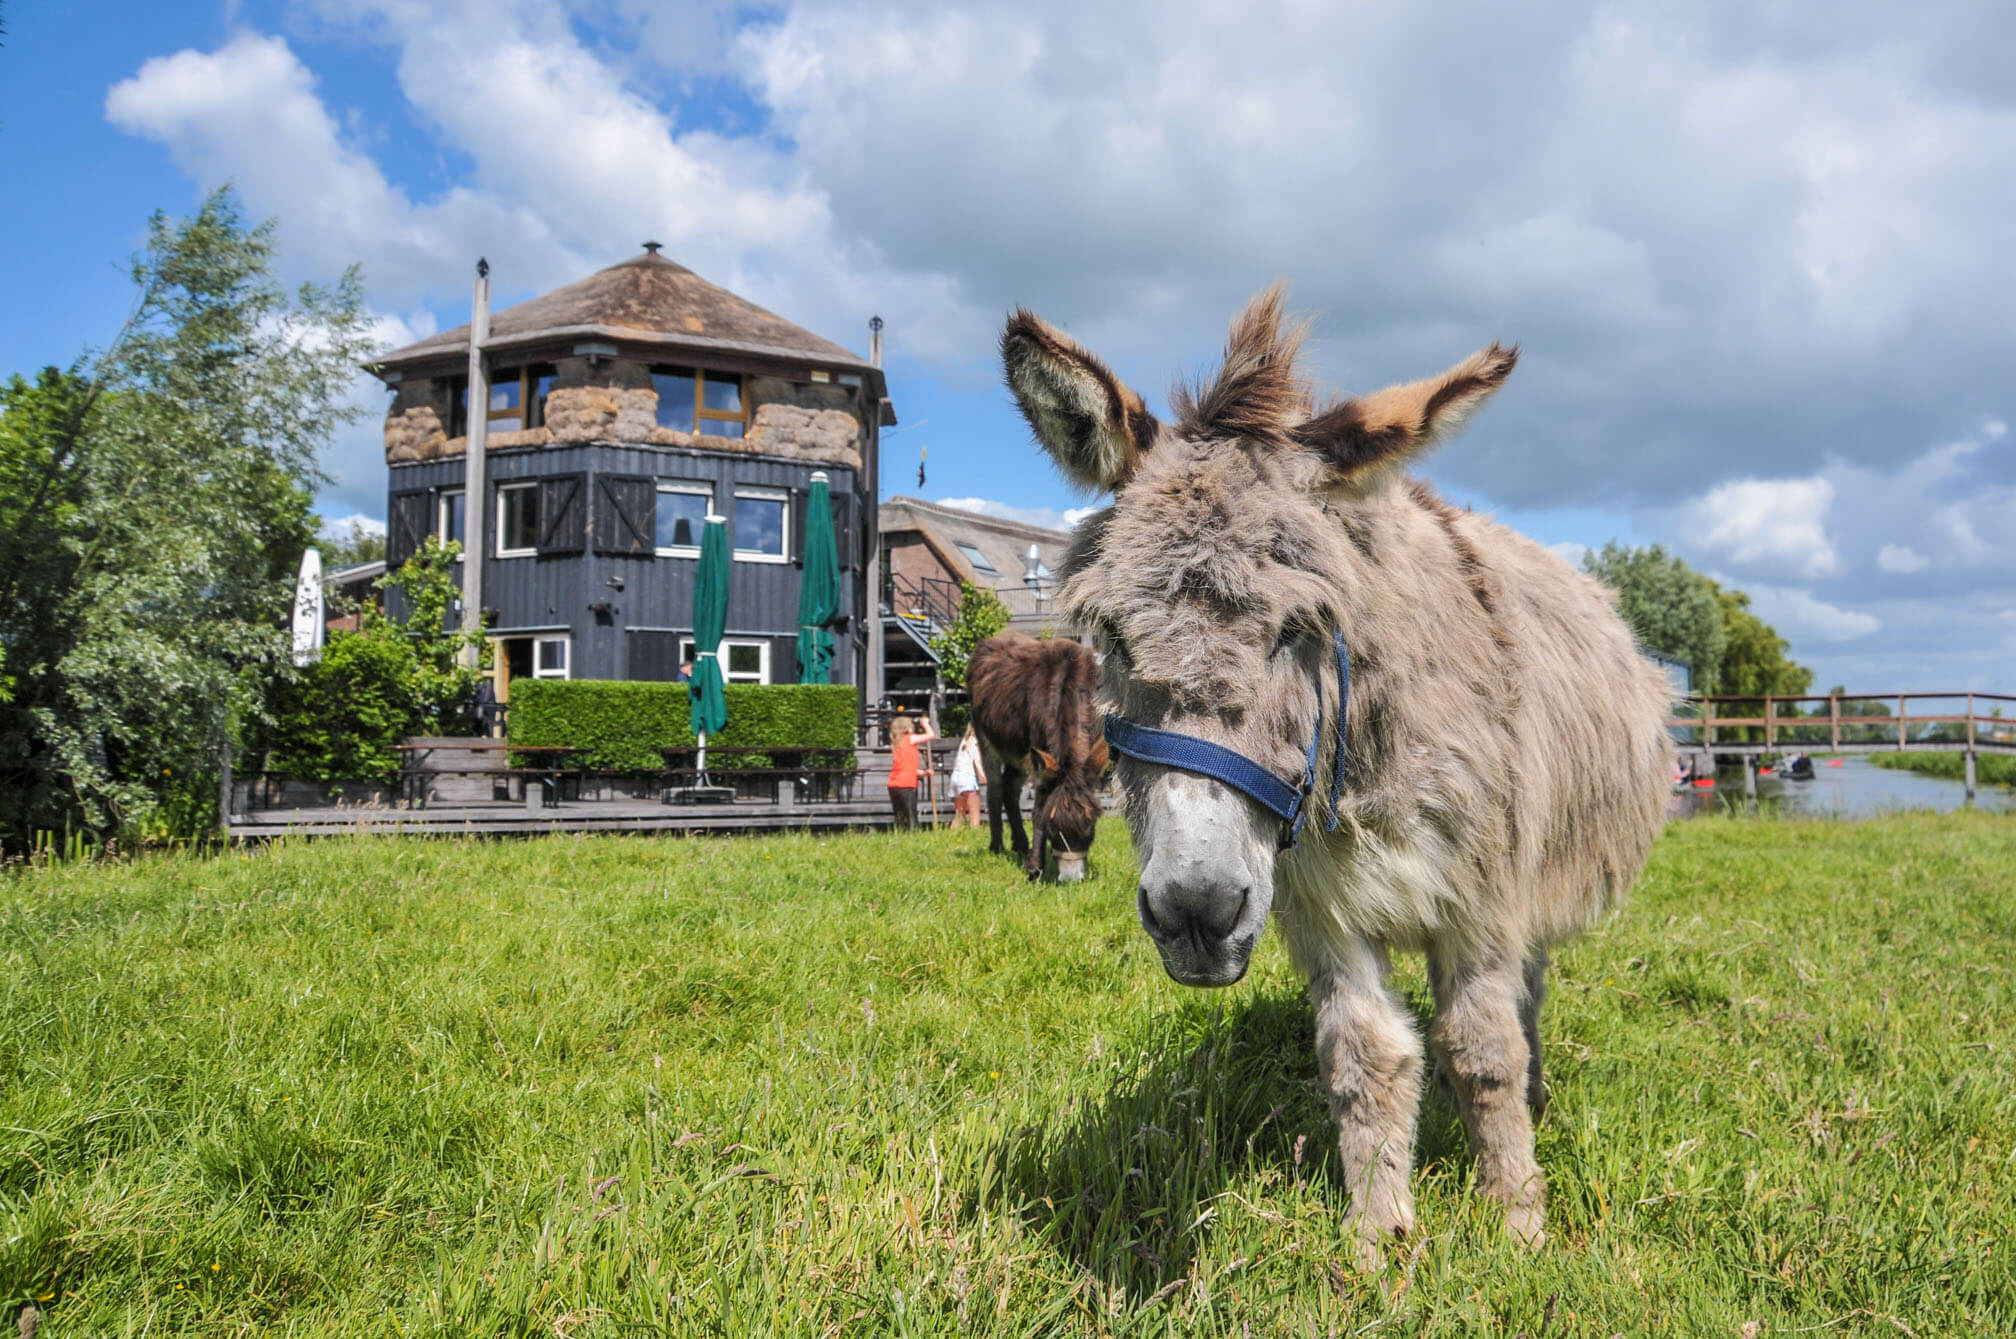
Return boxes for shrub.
[263,631,421,783]
[257,538,485,783]
[509,681,857,772]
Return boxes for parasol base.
[665,786,737,806]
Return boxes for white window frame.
[654,481,713,558]
[955,542,999,574]
[680,637,770,685]
[532,635,570,679]
[731,487,790,564]
[437,488,465,548]
[497,482,538,558]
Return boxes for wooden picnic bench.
[395,741,587,811]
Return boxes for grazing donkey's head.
[1002,289,1516,986]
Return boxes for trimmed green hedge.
[509,680,857,772]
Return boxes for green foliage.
[928,581,1012,689]
[5,816,2015,1333]
[1712,584,1812,700]
[509,680,857,771]
[1872,752,2016,787]
[0,188,376,848]
[258,539,486,784]
[1583,541,1727,691]
[317,516,386,573]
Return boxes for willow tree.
[0,188,376,847]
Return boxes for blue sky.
[4,0,2012,690]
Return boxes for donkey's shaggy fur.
[968,633,1108,879]
[1004,289,1672,1265]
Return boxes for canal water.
[1668,755,2016,820]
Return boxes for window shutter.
[593,474,655,556]
[537,473,586,554]
[387,489,429,569]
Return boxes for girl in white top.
[949,726,987,828]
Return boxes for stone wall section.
[380,358,864,470]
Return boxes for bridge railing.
[1666,692,2016,752]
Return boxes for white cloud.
[933,496,1094,533]
[1739,582,1881,642]
[1877,543,1928,573]
[1548,540,1590,567]
[318,512,386,539]
[1676,476,1838,579]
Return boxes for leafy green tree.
[319,517,387,571]
[928,581,1012,689]
[1583,542,1728,692]
[1713,585,1811,700]
[0,188,376,847]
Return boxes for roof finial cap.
[641,240,662,255]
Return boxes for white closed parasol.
[291,548,325,667]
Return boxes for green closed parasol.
[690,513,729,772]
[795,471,840,684]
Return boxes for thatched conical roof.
[374,247,873,373]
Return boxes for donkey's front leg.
[1310,940,1423,1271]
[1429,946,1547,1246]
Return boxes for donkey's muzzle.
[1137,861,1263,988]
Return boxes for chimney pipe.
[869,314,884,369]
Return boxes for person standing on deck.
[887,715,936,830]
[949,724,987,828]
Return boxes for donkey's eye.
[1272,621,1308,658]
[1096,622,1131,670]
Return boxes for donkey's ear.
[1087,735,1110,773]
[1032,747,1061,776]
[1294,343,1518,483]
[1003,310,1160,492]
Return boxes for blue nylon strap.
[1102,715,1306,825]
[1101,630,1353,849]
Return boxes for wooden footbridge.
[1669,691,2016,797]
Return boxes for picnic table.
[657,744,862,807]
[394,741,587,811]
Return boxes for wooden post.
[460,260,491,667]
[1744,754,1757,801]
[1965,692,1977,800]
[1829,693,1840,751]
[216,738,231,842]
[1898,694,1907,751]
[1765,695,1775,749]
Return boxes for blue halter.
[1102,632,1351,850]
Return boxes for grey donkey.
[1002,289,1672,1265]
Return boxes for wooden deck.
[228,795,902,838]
[224,740,981,840]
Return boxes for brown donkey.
[1002,290,1671,1264]
[967,633,1108,879]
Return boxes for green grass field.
[4,815,2012,1336]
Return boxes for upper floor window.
[438,488,465,547]
[655,481,712,556]
[497,482,539,557]
[732,488,788,563]
[652,365,747,440]
[448,365,555,436]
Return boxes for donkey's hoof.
[1505,1201,1547,1249]
[1343,1207,1413,1272]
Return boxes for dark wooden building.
[367,246,892,706]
